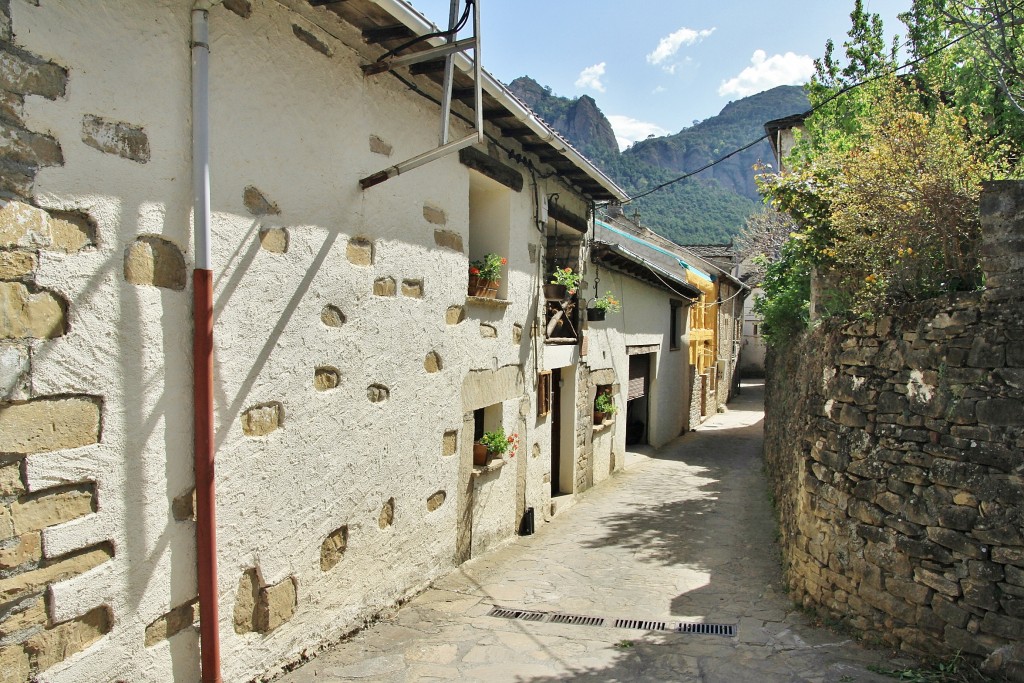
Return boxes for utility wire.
[623,0,1024,204]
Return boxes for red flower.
[469,267,480,275]
[500,257,508,265]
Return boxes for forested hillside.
[508,77,809,244]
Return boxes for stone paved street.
[276,382,908,682]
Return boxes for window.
[468,172,512,299]
[537,371,552,417]
[544,221,583,344]
[669,300,683,350]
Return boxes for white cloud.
[652,86,667,94]
[646,27,715,68]
[718,49,814,97]
[607,115,670,151]
[575,62,607,93]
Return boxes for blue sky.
[408,0,912,149]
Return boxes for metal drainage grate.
[489,608,547,622]
[487,607,736,637]
[677,621,735,637]
[549,612,606,627]
[614,618,668,631]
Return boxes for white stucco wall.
[584,270,690,450]
[6,1,698,680]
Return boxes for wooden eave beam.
[361,24,415,44]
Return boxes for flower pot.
[468,275,498,299]
[587,307,606,321]
[593,410,609,425]
[544,283,568,300]
[473,442,489,466]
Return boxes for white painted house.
[0,1,724,681]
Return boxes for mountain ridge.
[507,77,810,244]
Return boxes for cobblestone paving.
[277,382,911,682]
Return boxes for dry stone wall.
[765,181,1024,661]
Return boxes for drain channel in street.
[487,606,737,637]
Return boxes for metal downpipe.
[191,7,221,682]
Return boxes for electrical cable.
[375,0,473,62]
[622,0,1024,205]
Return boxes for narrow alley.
[276,382,904,682]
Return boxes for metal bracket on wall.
[359,0,483,189]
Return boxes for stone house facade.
[596,213,748,429]
[0,1,718,681]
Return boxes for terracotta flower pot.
[468,275,498,299]
[587,308,606,321]
[544,283,568,300]
[593,410,609,425]
[473,442,489,465]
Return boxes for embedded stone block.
[367,384,389,403]
[0,251,36,279]
[0,396,100,454]
[423,204,446,226]
[320,525,348,571]
[445,305,465,325]
[11,485,94,534]
[0,461,24,497]
[292,24,333,57]
[0,644,29,683]
[433,229,462,253]
[241,402,283,437]
[977,399,1024,426]
[424,351,442,374]
[0,530,40,569]
[368,134,392,156]
[314,367,339,391]
[258,227,288,253]
[0,282,66,339]
[513,324,523,344]
[0,596,46,639]
[0,344,30,400]
[81,114,150,163]
[0,543,112,602]
[233,569,259,634]
[378,497,394,529]
[254,577,297,634]
[347,237,373,266]
[0,44,68,99]
[373,277,395,296]
[0,200,50,248]
[401,279,423,298]
[48,210,95,252]
[243,185,280,216]
[426,490,446,512]
[441,430,457,456]
[222,0,252,18]
[123,236,186,290]
[171,488,195,522]
[480,323,497,338]
[0,120,63,168]
[24,606,112,673]
[144,599,197,647]
[320,304,345,327]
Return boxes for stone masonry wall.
[0,6,122,680]
[765,181,1024,660]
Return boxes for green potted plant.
[594,392,617,424]
[587,291,621,321]
[545,267,582,300]
[474,427,519,465]
[468,253,506,298]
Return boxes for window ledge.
[593,419,614,433]
[466,296,511,307]
[544,337,580,346]
[472,457,508,477]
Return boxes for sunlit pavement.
[277,382,910,682]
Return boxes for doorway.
[550,367,562,496]
[626,353,651,446]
